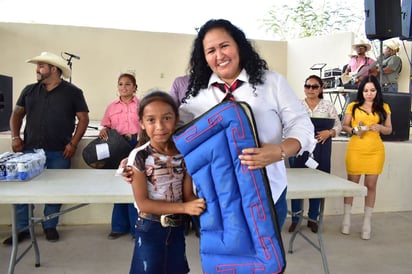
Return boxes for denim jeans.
[16,150,71,232]
[382,83,398,93]
[291,198,321,223]
[130,217,189,274]
[111,203,138,235]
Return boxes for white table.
[0,168,366,274]
[286,168,367,274]
[0,169,132,274]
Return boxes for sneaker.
[107,231,128,240]
[44,228,59,242]
[2,232,30,245]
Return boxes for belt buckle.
[124,134,132,141]
[160,214,181,227]
[160,214,170,227]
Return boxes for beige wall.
[0,22,288,120]
[1,22,410,116]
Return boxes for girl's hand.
[184,198,206,216]
[117,158,134,184]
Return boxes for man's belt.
[382,83,397,87]
[138,212,185,227]
[122,134,137,141]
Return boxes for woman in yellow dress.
[341,75,392,240]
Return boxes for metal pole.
[379,40,383,87]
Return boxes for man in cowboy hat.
[3,52,89,245]
[380,39,402,93]
[343,40,378,87]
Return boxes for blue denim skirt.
[129,216,189,274]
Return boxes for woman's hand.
[99,127,109,141]
[369,123,382,133]
[353,125,368,138]
[315,129,332,144]
[238,143,278,170]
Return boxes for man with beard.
[3,52,89,245]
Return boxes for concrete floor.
[1,211,411,274]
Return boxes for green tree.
[262,0,364,40]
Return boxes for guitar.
[341,59,378,85]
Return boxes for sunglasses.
[304,84,321,90]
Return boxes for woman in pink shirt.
[99,72,140,239]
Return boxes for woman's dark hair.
[118,73,137,89]
[305,75,324,99]
[352,75,387,124]
[185,19,268,99]
[137,90,179,146]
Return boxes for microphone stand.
[62,52,80,83]
[66,56,73,83]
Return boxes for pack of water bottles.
[0,149,46,181]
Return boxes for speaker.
[347,92,411,141]
[364,0,401,40]
[401,0,412,40]
[0,75,13,132]
[381,93,411,141]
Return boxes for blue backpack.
[174,101,286,273]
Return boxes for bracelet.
[69,142,77,149]
[279,146,286,161]
[12,136,20,140]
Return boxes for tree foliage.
[262,0,364,40]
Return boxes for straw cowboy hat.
[384,39,400,52]
[26,52,72,79]
[352,40,371,51]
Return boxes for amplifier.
[322,76,340,88]
[324,68,342,77]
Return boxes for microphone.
[63,52,80,60]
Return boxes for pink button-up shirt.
[101,96,140,135]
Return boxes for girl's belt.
[138,212,184,227]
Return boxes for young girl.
[127,91,206,274]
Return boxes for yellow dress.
[345,102,391,174]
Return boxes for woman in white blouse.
[288,75,342,233]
